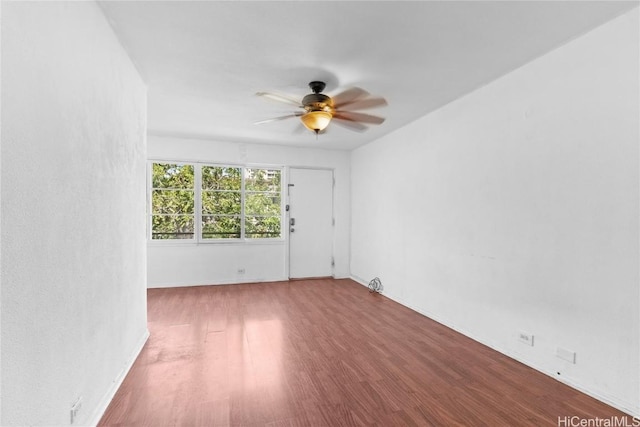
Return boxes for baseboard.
[349,275,640,418]
[87,329,150,426]
[148,274,352,289]
[148,276,289,288]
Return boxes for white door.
[288,168,334,279]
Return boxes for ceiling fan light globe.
[301,111,332,134]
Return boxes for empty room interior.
[1,1,640,426]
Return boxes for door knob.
[290,227,295,232]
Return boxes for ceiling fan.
[255,81,387,135]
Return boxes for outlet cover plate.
[518,331,534,346]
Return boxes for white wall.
[351,8,639,415]
[1,2,148,425]
[0,0,4,420]
[148,135,350,287]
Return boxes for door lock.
[290,218,295,226]
[290,227,295,232]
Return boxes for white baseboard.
[349,275,639,418]
[147,276,289,289]
[148,275,352,289]
[88,329,150,426]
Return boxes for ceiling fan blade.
[337,96,388,111]
[331,117,368,132]
[256,92,302,108]
[254,112,302,125]
[333,111,385,125]
[331,87,369,108]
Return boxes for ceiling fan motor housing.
[302,93,333,113]
[302,81,333,113]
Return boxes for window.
[151,163,195,239]
[244,168,281,238]
[201,166,242,239]
[150,162,282,241]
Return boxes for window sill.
[148,238,286,247]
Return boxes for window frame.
[148,160,285,244]
[243,167,284,240]
[200,164,243,240]
[148,161,196,242]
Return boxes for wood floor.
[99,279,628,426]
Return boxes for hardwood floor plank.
[99,279,630,426]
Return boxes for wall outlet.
[518,331,534,346]
[556,347,576,364]
[70,397,82,424]
[237,268,245,274]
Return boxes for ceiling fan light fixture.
[256,80,386,136]
[300,111,332,134]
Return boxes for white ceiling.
[99,1,637,150]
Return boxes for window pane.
[152,215,194,239]
[245,193,281,216]
[245,169,281,192]
[202,215,241,239]
[245,216,281,238]
[152,190,194,214]
[202,191,241,215]
[202,166,241,190]
[152,163,194,189]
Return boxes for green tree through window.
[202,166,242,239]
[150,162,282,240]
[245,168,281,238]
[151,163,195,239]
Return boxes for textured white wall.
[1,2,148,425]
[351,9,639,415]
[147,135,351,287]
[0,0,4,421]
[149,241,288,288]
[0,0,3,420]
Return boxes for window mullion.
[194,164,203,242]
[240,167,246,240]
